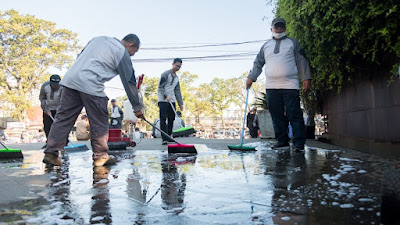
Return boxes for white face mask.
[272,31,286,39]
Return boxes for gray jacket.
[157,69,183,106]
[60,36,143,112]
[39,81,63,112]
[248,36,311,89]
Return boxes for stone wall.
[322,75,400,158]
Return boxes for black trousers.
[158,102,176,141]
[43,110,57,139]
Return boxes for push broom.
[143,118,197,154]
[0,141,23,159]
[49,114,89,151]
[227,88,256,151]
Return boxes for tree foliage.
[275,0,400,111]
[0,10,79,120]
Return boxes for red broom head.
[168,143,197,154]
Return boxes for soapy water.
[1,142,387,225]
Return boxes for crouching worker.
[43,34,145,167]
[76,114,90,141]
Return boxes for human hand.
[179,105,184,111]
[134,110,145,119]
[165,96,172,102]
[246,78,253,90]
[303,79,312,92]
[46,111,51,116]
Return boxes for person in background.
[39,74,63,149]
[157,58,184,145]
[76,114,90,141]
[109,99,124,129]
[247,108,259,138]
[246,18,312,152]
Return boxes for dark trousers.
[158,102,176,141]
[249,128,258,138]
[43,110,57,139]
[266,89,306,148]
[45,87,109,160]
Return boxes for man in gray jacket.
[39,74,62,149]
[157,58,184,145]
[43,34,144,167]
[246,18,312,152]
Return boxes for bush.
[275,0,400,111]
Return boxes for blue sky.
[2,0,274,99]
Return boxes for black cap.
[111,99,116,102]
[271,18,286,27]
[50,74,61,85]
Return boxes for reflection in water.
[90,166,112,224]
[23,143,387,225]
[160,154,196,214]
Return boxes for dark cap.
[111,99,116,102]
[50,74,61,85]
[271,18,286,27]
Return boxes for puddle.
[0,142,391,224]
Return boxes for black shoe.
[272,143,290,150]
[162,140,168,145]
[293,146,305,152]
[42,143,47,149]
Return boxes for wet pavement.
[0,138,399,225]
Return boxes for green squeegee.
[228,89,256,151]
[0,142,24,158]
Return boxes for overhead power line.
[141,40,267,50]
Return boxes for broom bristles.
[168,143,197,154]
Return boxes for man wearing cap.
[246,18,312,152]
[42,34,144,167]
[39,74,63,149]
[109,99,123,129]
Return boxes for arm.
[158,71,169,100]
[117,52,144,117]
[39,83,50,114]
[246,42,267,89]
[119,107,124,118]
[289,38,312,91]
[174,81,184,110]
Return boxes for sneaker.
[93,156,117,167]
[162,140,168,145]
[272,143,290,150]
[42,153,62,166]
[293,146,305,152]
[42,143,47,149]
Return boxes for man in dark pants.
[247,108,259,138]
[42,34,144,167]
[157,58,184,145]
[246,18,312,152]
[39,74,62,149]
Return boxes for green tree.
[0,10,79,120]
[208,77,236,129]
[141,76,159,129]
[230,72,265,110]
[190,83,212,127]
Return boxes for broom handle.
[240,89,250,146]
[142,118,178,143]
[0,141,9,150]
[169,101,183,125]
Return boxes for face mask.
[272,32,286,39]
